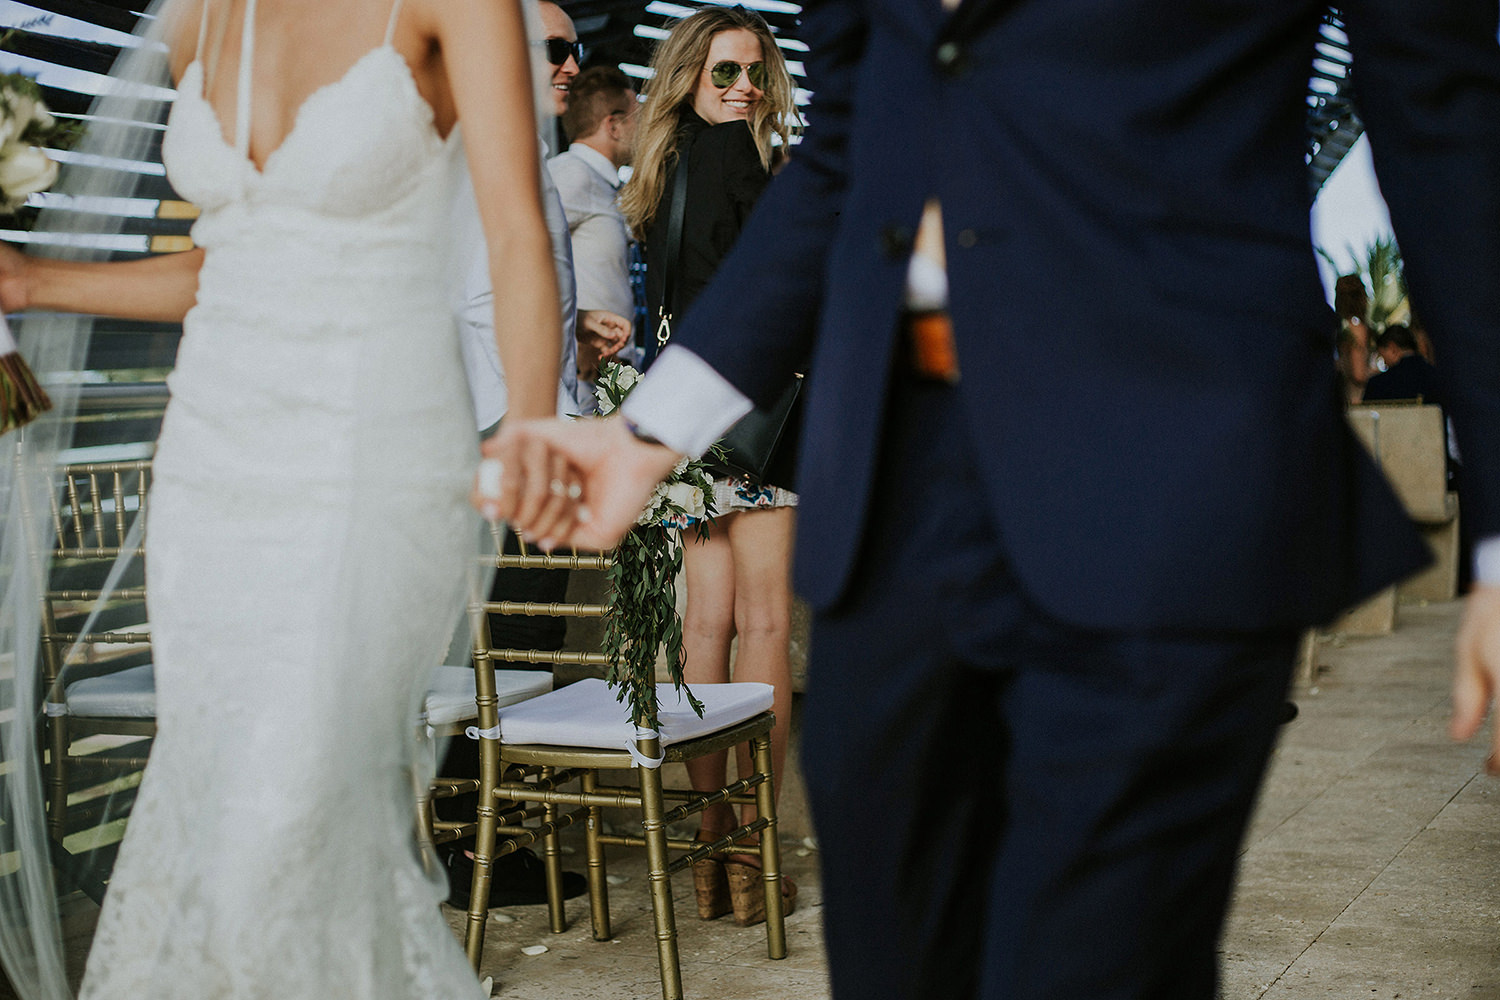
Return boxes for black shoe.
[1279,700,1299,724]
[441,845,588,909]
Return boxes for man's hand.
[478,415,682,551]
[1451,584,1500,775]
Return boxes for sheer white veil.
[0,3,175,995]
[0,0,555,995]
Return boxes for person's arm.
[432,1,560,423]
[1341,0,1500,762]
[0,242,204,322]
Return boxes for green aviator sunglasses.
[709,60,768,90]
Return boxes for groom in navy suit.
[497,1,1500,997]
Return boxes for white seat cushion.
[421,666,552,727]
[63,664,156,718]
[495,678,773,749]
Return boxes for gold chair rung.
[478,600,608,618]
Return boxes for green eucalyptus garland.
[595,362,720,730]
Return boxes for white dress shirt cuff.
[620,345,754,458]
[1475,535,1500,587]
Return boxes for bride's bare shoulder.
[404,0,529,41]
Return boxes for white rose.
[615,364,641,392]
[0,143,58,210]
[636,484,668,526]
[29,99,55,135]
[1,87,51,143]
[663,481,706,521]
[594,380,616,415]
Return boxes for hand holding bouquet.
[0,72,66,434]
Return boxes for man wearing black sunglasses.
[537,0,581,118]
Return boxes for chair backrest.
[470,525,614,673]
[41,460,153,705]
[50,460,151,560]
[1346,403,1450,522]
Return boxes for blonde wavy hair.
[619,6,797,238]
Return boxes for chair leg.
[581,770,612,941]
[752,731,787,960]
[46,716,69,843]
[464,743,502,969]
[637,740,683,1000]
[541,766,568,934]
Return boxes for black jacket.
[643,111,769,353]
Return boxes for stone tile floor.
[461,599,1499,1000]
[1222,600,1499,999]
[22,599,1498,999]
[446,841,829,1000]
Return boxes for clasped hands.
[479,415,1500,778]
[472,414,681,553]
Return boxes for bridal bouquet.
[594,361,720,729]
[0,72,66,434]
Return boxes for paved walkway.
[467,599,1499,999]
[15,600,1495,999]
[1223,600,1499,998]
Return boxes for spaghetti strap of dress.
[233,0,256,156]
[384,0,405,46]
[194,0,210,65]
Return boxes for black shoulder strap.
[651,128,695,361]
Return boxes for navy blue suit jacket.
[671,0,1500,630]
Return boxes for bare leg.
[723,506,796,832]
[682,517,738,837]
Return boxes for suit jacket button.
[880,224,914,259]
[934,41,966,75]
[956,228,978,248]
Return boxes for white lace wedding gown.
[77,2,486,996]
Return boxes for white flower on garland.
[596,362,719,529]
[592,360,719,729]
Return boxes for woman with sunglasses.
[618,5,800,929]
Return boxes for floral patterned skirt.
[709,474,798,515]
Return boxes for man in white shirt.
[548,66,638,379]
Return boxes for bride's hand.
[485,416,683,552]
[0,243,31,313]
[471,432,585,549]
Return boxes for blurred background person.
[1334,272,1372,404]
[437,0,589,911]
[551,64,638,380]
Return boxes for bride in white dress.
[0,0,567,994]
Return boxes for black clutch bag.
[709,374,803,491]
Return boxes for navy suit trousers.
[801,366,1299,1000]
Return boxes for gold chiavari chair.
[460,534,788,1000]
[420,662,552,854]
[40,460,154,856]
